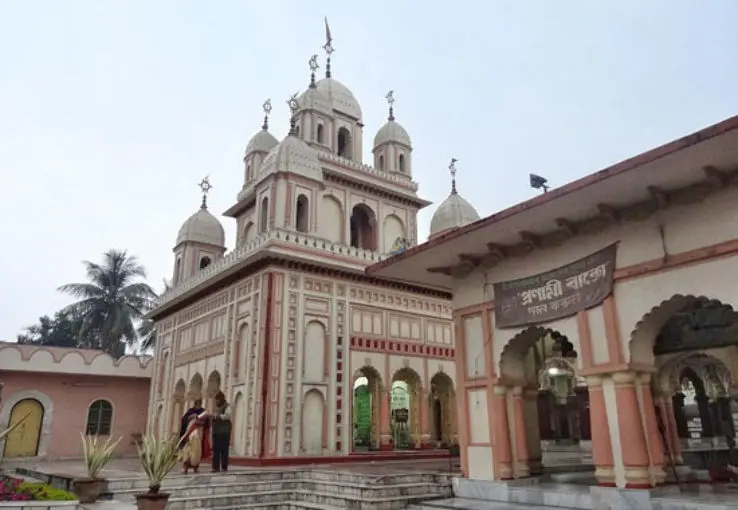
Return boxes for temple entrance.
[391,367,422,449]
[644,295,738,472]
[429,371,457,447]
[500,327,591,476]
[352,366,382,451]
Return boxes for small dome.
[316,77,362,120]
[373,119,412,149]
[246,128,279,155]
[176,208,226,247]
[298,85,332,117]
[260,133,322,182]
[429,191,480,238]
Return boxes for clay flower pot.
[72,478,106,503]
[135,492,171,510]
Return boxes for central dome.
[315,77,362,121]
[260,134,323,182]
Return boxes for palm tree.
[137,279,172,352]
[59,249,157,358]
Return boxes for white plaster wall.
[451,185,738,365]
[318,194,343,242]
[467,445,494,480]
[463,316,485,379]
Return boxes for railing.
[235,152,418,203]
[153,229,387,308]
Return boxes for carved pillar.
[576,387,591,440]
[672,393,689,439]
[524,388,543,476]
[587,376,615,487]
[379,386,392,450]
[717,396,735,438]
[614,372,652,488]
[511,387,530,477]
[695,394,715,438]
[491,386,513,480]
[537,390,553,441]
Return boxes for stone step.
[106,479,445,500]
[408,498,577,509]
[163,488,450,510]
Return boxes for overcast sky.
[1,1,736,340]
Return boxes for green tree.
[58,249,157,358]
[17,310,83,348]
[137,279,171,352]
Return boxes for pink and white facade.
[0,342,152,459]
[369,116,738,489]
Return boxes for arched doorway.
[632,295,738,474]
[3,399,44,458]
[500,327,590,476]
[171,379,186,436]
[391,367,422,450]
[352,366,383,451]
[188,373,203,407]
[429,371,457,447]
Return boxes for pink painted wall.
[1,371,150,459]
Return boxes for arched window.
[174,258,182,285]
[316,124,324,144]
[199,256,212,270]
[350,204,376,251]
[399,154,406,173]
[337,127,351,158]
[295,125,300,137]
[86,400,113,436]
[246,163,252,182]
[378,155,385,170]
[295,194,309,233]
[259,197,269,233]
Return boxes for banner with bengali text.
[493,243,618,329]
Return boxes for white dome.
[246,128,279,155]
[260,133,323,182]
[373,119,412,149]
[176,207,226,247]
[297,85,332,117]
[315,77,362,121]
[429,191,480,238]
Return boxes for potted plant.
[135,435,179,510]
[72,434,122,503]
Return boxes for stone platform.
[409,477,738,510]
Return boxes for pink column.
[511,387,530,477]
[663,398,683,464]
[491,386,513,480]
[613,372,652,488]
[419,391,430,449]
[587,376,616,487]
[639,377,665,485]
[379,386,392,450]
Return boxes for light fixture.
[547,367,562,376]
[530,173,550,193]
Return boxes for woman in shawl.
[178,399,211,474]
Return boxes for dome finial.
[308,54,320,88]
[323,17,334,78]
[198,176,213,210]
[261,98,272,130]
[287,93,300,135]
[449,158,458,194]
[385,90,396,121]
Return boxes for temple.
[144,25,481,464]
[368,116,738,500]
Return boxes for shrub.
[0,478,76,501]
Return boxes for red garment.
[201,420,212,460]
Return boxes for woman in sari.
[178,399,211,474]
